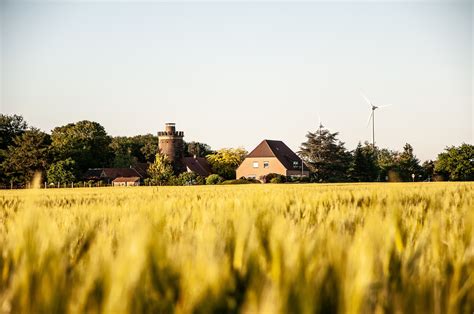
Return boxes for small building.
[183,156,213,177]
[112,176,141,186]
[83,167,144,184]
[236,139,309,181]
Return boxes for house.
[183,156,213,177]
[83,167,144,184]
[236,139,309,181]
[112,177,141,186]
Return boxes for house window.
[293,161,300,168]
[263,161,269,168]
[253,161,259,168]
[248,175,256,179]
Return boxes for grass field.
[0,182,473,313]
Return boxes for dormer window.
[293,161,299,168]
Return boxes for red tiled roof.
[183,157,212,177]
[246,140,308,171]
[112,176,141,183]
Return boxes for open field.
[0,183,473,313]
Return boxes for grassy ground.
[0,183,473,313]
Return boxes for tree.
[1,128,51,185]
[435,143,474,181]
[299,127,352,182]
[51,121,112,176]
[206,148,247,180]
[0,114,28,150]
[376,148,400,181]
[136,134,159,163]
[349,142,378,182]
[0,114,28,184]
[421,160,435,181]
[47,158,76,184]
[184,141,213,157]
[147,152,174,185]
[110,136,139,167]
[398,143,422,181]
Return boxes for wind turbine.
[360,91,392,148]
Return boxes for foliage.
[0,114,28,184]
[50,120,112,175]
[1,128,51,184]
[435,143,474,181]
[397,143,422,181]
[147,153,174,185]
[349,142,378,182]
[299,127,352,182]
[205,174,223,185]
[263,173,287,184]
[47,158,76,184]
[206,148,248,180]
[0,183,472,313]
[184,141,213,157]
[376,148,400,181]
[0,114,28,150]
[174,172,205,186]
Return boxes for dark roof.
[183,157,213,177]
[246,140,308,171]
[83,167,143,180]
[112,176,141,183]
[132,163,149,178]
[101,168,142,179]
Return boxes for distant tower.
[158,123,185,173]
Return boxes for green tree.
[435,143,474,181]
[147,152,174,185]
[135,134,159,163]
[299,127,352,182]
[377,148,400,181]
[47,158,76,184]
[184,141,213,157]
[1,128,51,185]
[51,121,112,176]
[110,136,138,167]
[0,114,28,184]
[0,114,28,150]
[349,142,378,182]
[421,160,435,181]
[206,148,247,180]
[397,143,422,181]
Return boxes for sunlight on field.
[0,183,473,313]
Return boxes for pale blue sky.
[1,0,472,161]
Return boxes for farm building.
[236,139,309,182]
[112,177,141,186]
[83,167,144,184]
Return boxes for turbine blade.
[360,90,372,107]
[378,104,392,109]
[366,111,373,127]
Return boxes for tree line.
[0,114,472,187]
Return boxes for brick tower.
[158,123,186,173]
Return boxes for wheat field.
[0,183,473,314]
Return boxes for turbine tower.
[360,91,392,148]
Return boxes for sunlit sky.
[1,0,472,161]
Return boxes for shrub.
[265,173,286,184]
[206,174,223,185]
